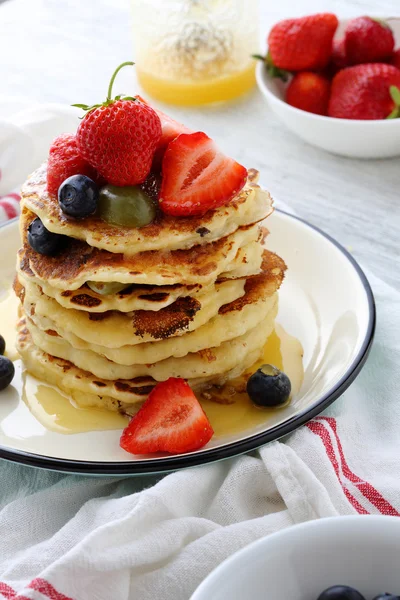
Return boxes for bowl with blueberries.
[191,516,400,600]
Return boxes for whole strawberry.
[328,63,400,120]
[75,62,162,186]
[286,72,331,115]
[47,134,97,197]
[344,17,394,65]
[267,13,338,71]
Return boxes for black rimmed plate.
[0,211,375,475]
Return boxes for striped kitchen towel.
[0,192,20,223]
[0,270,399,600]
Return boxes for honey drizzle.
[200,325,304,437]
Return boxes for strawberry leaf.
[266,52,290,82]
[390,85,400,105]
[252,54,266,61]
[387,86,400,118]
[387,107,400,119]
[252,52,290,82]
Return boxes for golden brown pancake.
[21,164,273,255]
[19,205,264,289]
[20,276,246,346]
[26,313,276,381]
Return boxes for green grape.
[97,184,156,228]
[87,281,130,295]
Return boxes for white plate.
[0,211,375,474]
[191,515,400,600]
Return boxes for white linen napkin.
[0,105,398,600]
[0,99,80,224]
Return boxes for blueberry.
[0,335,5,355]
[246,364,291,407]
[58,174,99,218]
[0,355,15,391]
[317,586,366,600]
[28,217,64,256]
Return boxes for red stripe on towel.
[0,581,30,600]
[28,579,74,600]
[316,417,400,516]
[306,420,369,514]
[0,198,18,219]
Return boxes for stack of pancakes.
[15,164,286,416]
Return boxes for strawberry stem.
[72,61,136,116]
[107,61,135,101]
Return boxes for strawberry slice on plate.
[120,378,214,455]
[137,95,192,166]
[159,131,248,216]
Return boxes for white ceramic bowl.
[191,516,400,600]
[256,17,400,158]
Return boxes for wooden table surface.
[0,0,398,290]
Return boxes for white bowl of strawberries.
[256,14,400,158]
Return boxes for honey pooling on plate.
[200,325,303,438]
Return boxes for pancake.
[17,317,155,412]
[19,275,209,313]
[28,293,278,365]
[18,232,265,301]
[17,318,272,415]
[17,228,267,311]
[26,314,275,381]
[21,163,272,255]
[20,205,264,289]
[25,251,284,364]
[20,276,248,347]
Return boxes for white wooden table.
[0,0,398,289]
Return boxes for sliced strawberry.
[153,108,193,166]
[120,378,214,455]
[137,95,192,166]
[159,132,248,217]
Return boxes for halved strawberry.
[159,132,248,217]
[137,95,192,166]
[120,378,214,455]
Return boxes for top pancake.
[21,164,272,256]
